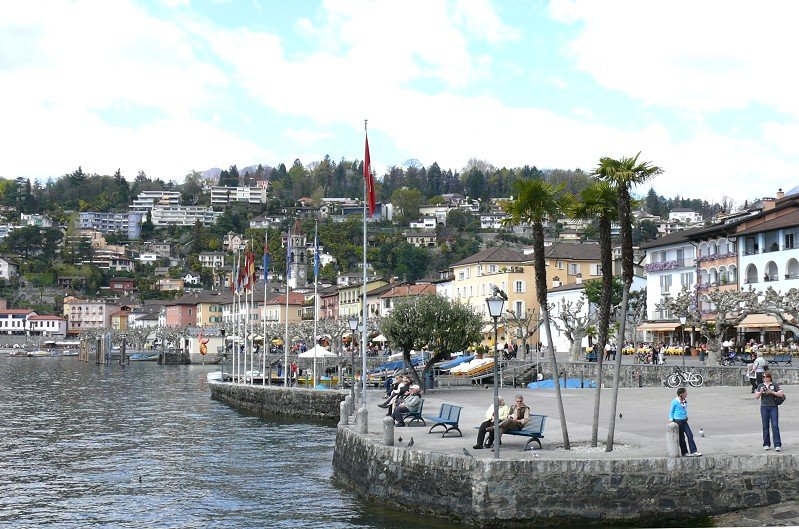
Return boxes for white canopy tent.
[298,344,337,358]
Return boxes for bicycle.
[665,366,704,388]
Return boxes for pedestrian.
[747,360,758,393]
[604,341,611,361]
[752,351,768,386]
[699,343,706,365]
[755,372,784,451]
[610,341,617,360]
[668,387,702,457]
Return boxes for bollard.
[339,401,349,426]
[666,421,681,457]
[344,395,353,416]
[383,416,394,446]
[355,405,368,434]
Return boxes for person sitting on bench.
[378,375,411,411]
[392,385,422,427]
[473,396,510,449]
[500,394,531,437]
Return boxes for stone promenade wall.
[333,426,799,527]
[209,383,346,422]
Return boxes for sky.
[2,0,799,204]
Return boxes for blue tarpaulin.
[368,356,423,374]
[437,355,475,370]
[527,378,596,389]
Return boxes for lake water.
[0,356,460,529]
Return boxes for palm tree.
[569,180,618,447]
[594,153,663,451]
[503,178,571,449]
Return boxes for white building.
[20,213,54,228]
[737,212,799,292]
[669,208,703,224]
[480,213,509,230]
[641,227,704,322]
[199,252,225,269]
[409,217,438,230]
[130,190,182,213]
[151,206,221,227]
[137,252,158,264]
[28,315,67,338]
[210,186,267,205]
[79,212,143,240]
[0,257,19,280]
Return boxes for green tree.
[390,188,423,224]
[593,152,662,451]
[381,295,482,391]
[503,178,571,449]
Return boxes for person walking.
[668,387,702,457]
[752,351,767,387]
[755,372,784,451]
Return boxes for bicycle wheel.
[666,374,681,388]
[689,374,704,387]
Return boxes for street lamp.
[679,316,687,367]
[348,316,359,403]
[486,293,505,459]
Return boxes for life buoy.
[198,332,210,356]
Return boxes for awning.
[737,314,782,329]
[637,322,680,332]
[481,323,505,334]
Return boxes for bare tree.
[550,297,598,362]
[501,307,538,360]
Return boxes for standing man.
[473,396,510,449]
[668,387,702,457]
[752,351,768,387]
[755,373,784,451]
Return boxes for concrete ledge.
[209,382,346,423]
[333,426,799,527]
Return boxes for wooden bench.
[400,398,426,426]
[503,414,548,451]
[769,354,793,366]
[424,403,463,437]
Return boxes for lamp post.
[486,293,505,459]
[348,316,359,403]
[679,316,687,367]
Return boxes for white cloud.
[549,0,799,116]
[286,128,335,143]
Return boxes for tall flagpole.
[284,223,291,386]
[313,221,319,388]
[262,229,268,386]
[247,240,253,386]
[233,249,240,383]
[361,119,369,407]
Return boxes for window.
[469,286,473,297]
[489,264,497,273]
[556,261,564,270]
[514,281,524,293]
[676,248,684,264]
[515,301,524,317]
[786,234,795,250]
[680,272,694,288]
[568,263,579,275]
[660,275,672,294]
[188,309,192,315]
[458,271,465,281]
[590,264,602,276]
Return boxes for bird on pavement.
[407,437,414,448]
[619,413,623,419]
[398,437,403,443]
[462,448,473,458]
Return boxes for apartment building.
[79,212,143,240]
[130,190,182,212]
[150,206,221,227]
[63,297,120,332]
[210,186,268,205]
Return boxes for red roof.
[0,309,36,315]
[265,292,305,305]
[28,315,65,321]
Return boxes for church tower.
[287,219,308,289]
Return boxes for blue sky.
[2,0,799,204]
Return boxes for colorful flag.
[264,230,269,283]
[247,251,255,289]
[364,131,375,218]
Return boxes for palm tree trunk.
[533,221,570,450]
[605,282,629,451]
[590,217,612,447]
[542,303,570,449]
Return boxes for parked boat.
[61,350,79,357]
[26,350,51,357]
[129,352,160,362]
[207,370,232,383]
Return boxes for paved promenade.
[364,382,798,459]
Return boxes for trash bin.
[424,371,436,390]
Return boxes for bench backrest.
[439,403,462,422]
[521,414,547,435]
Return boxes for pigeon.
[398,437,403,443]
[407,437,414,448]
[532,453,541,458]
[462,448,473,458]
[699,428,704,437]
[619,413,623,419]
